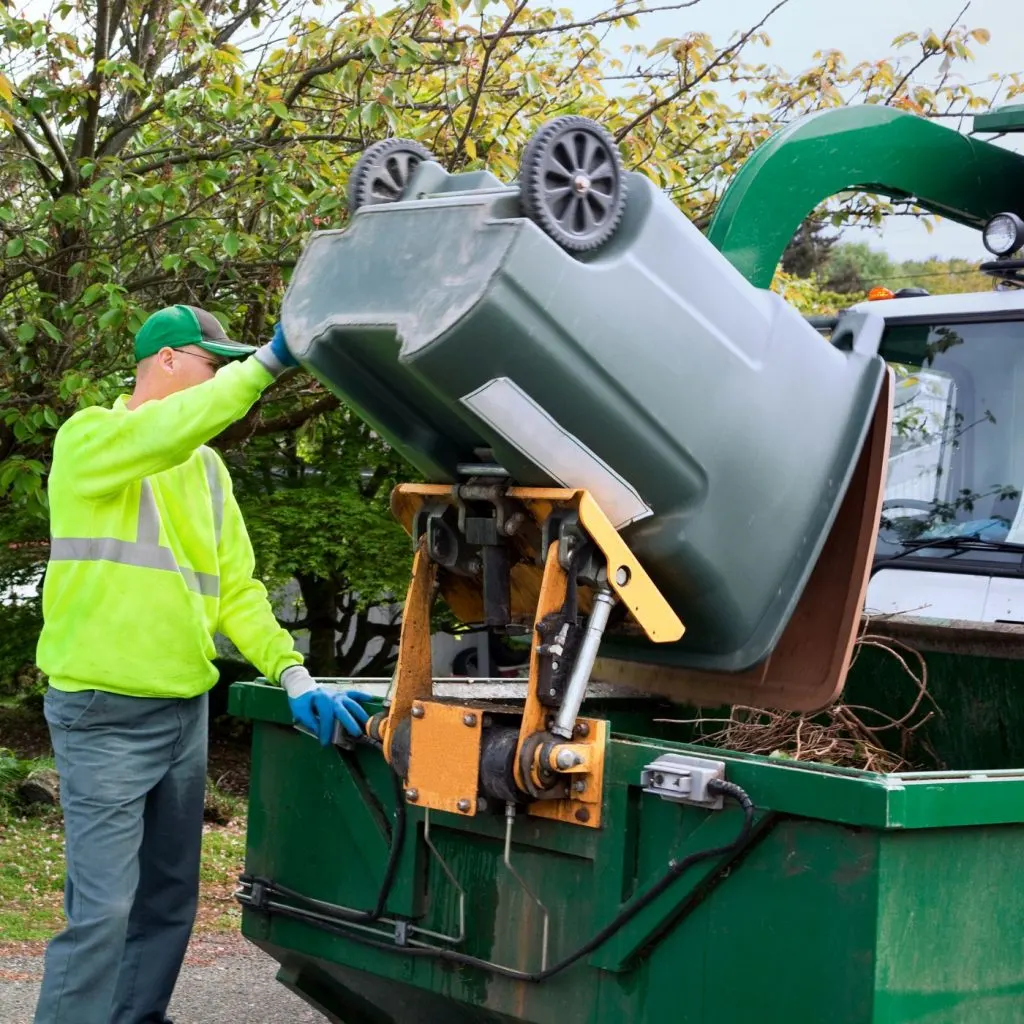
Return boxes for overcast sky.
[569,0,1023,263]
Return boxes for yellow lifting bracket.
[389,483,684,644]
[369,483,684,828]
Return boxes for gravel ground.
[0,935,325,1023]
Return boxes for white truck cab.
[840,290,1024,625]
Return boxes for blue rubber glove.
[280,666,372,745]
[289,688,373,744]
[269,321,298,369]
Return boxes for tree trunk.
[295,572,340,677]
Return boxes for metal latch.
[640,753,726,810]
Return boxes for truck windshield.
[876,317,1024,561]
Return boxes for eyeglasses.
[176,349,224,371]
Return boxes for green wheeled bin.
[280,116,887,674]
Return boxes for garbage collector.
[32,305,373,1024]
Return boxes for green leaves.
[4,238,23,258]
[189,251,218,272]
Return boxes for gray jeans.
[34,686,208,1024]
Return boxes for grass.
[0,794,249,943]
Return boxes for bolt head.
[548,688,558,697]
[405,788,419,802]
[556,749,582,770]
[573,779,587,793]
[463,713,478,727]
[411,704,425,719]
[573,722,590,738]
[615,565,631,586]
[572,173,591,194]
[575,807,591,823]
[457,798,471,813]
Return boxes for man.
[33,304,371,1024]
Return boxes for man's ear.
[156,346,176,373]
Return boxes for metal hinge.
[640,753,726,810]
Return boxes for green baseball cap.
[133,305,257,363]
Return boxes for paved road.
[0,936,325,1023]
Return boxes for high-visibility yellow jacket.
[36,355,303,698]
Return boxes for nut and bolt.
[615,565,631,587]
[548,688,558,698]
[411,704,425,719]
[405,788,419,803]
[463,713,478,727]
[456,798,472,813]
[575,808,591,823]
[504,513,525,536]
[572,779,587,793]
[556,749,583,770]
[573,722,590,738]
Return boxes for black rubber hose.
[241,779,758,983]
[241,735,407,925]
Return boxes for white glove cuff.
[279,665,317,699]
[254,343,289,378]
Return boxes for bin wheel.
[347,138,434,212]
[519,115,626,252]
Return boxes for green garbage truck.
[229,102,1024,1022]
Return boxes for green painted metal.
[706,105,1024,287]
[231,682,1024,1022]
[843,643,1024,773]
[974,102,1024,134]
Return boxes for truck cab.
[836,290,1024,624]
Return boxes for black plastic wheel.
[519,115,626,252]
[347,137,434,212]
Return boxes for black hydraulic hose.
[562,538,595,623]
[241,779,760,983]
[241,735,407,925]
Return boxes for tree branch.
[283,49,363,111]
[7,119,58,190]
[614,0,789,142]
[22,104,75,188]
[418,0,703,45]
[126,133,359,176]
[885,3,969,105]
[255,395,341,435]
[74,0,112,161]
[454,0,529,159]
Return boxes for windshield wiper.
[879,536,1024,565]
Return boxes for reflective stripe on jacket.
[36,355,303,698]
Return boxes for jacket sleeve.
[58,353,284,500]
[214,457,304,684]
